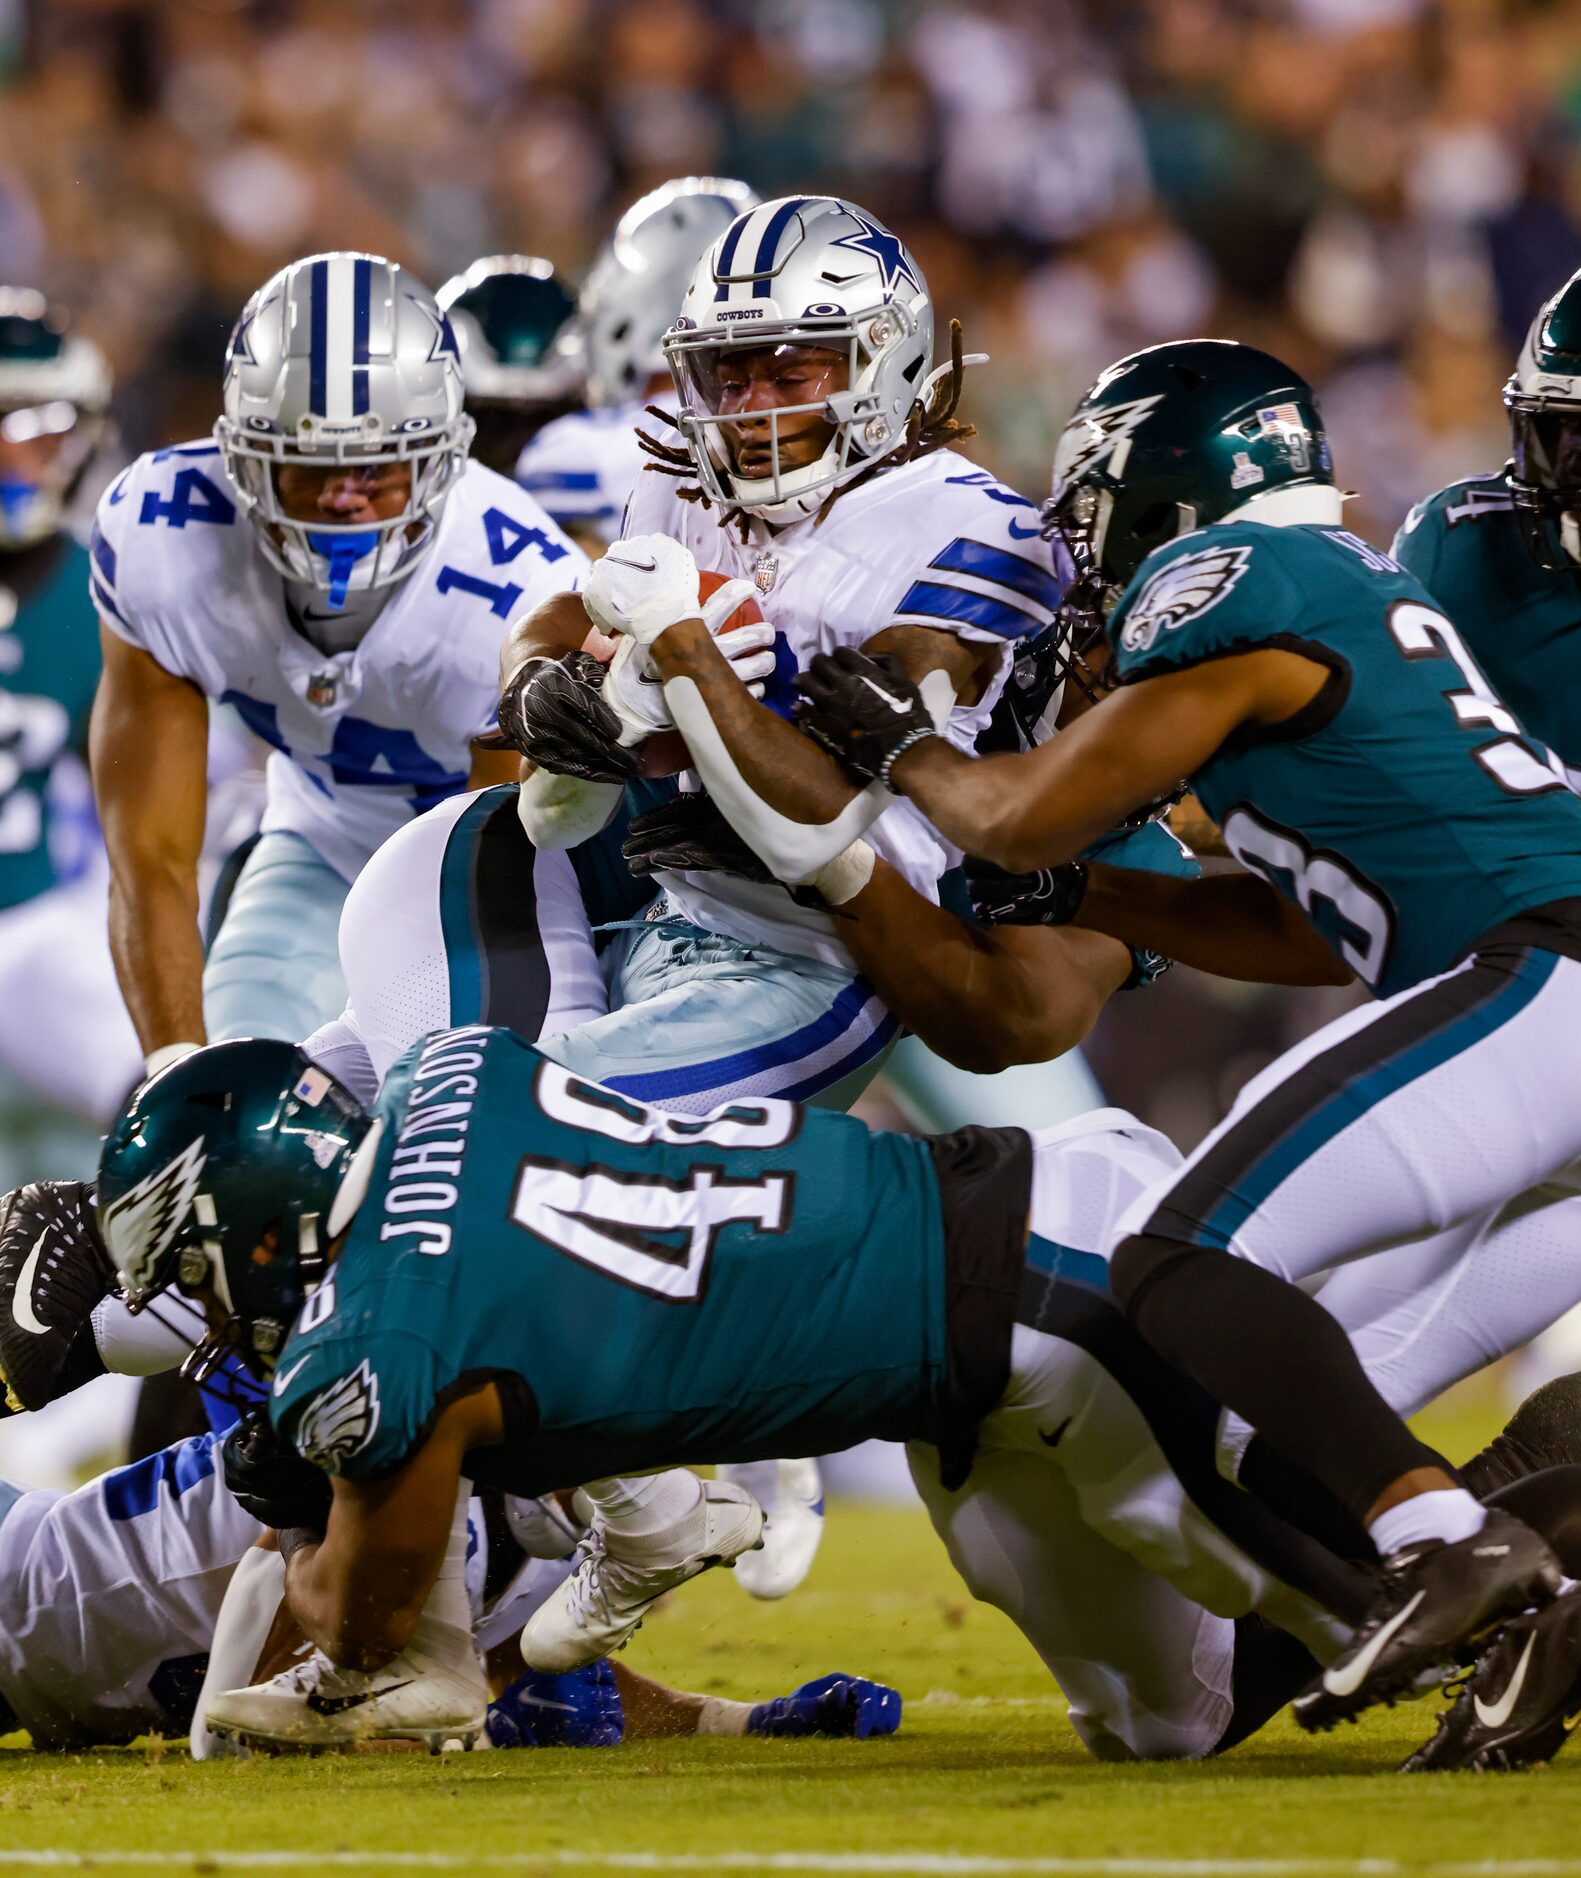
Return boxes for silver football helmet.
[0,288,111,549]
[581,177,760,410]
[215,252,474,606]
[662,196,935,523]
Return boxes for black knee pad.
[1109,1231,1203,1318]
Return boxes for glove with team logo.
[622,793,776,883]
[492,650,641,785]
[582,534,702,651]
[0,1179,115,1413]
[965,855,1089,928]
[794,647,939,790]
[221,1410,334,1533]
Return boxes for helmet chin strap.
[306,529,380,609]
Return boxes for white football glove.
[583,534,701,650]
[602,577,779,743]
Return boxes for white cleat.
[520,1479,764,1672]
[723,1458,825,1600]
[204,1639,489,1755]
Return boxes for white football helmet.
[662,195,935,523]
[0,289,110,549]
[580,178,760,410]
[215,252,474,606]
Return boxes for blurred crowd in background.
[1,0,1579,1150]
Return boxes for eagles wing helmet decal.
[1053,394,1164,487]
[295,1360,381,1474]
[1119,544,1254,654]
[102,1134,209,1297]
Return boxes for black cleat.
[1463,1374,1581,1498]
[1294,1509,1563,1732]
[0,1180,114,1412]
[1401,1587,1581,1771]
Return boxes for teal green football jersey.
[271,1025,955,1493]
[0,536,102,909]
[1393,472,1581,770]
[1107,520,1581,998]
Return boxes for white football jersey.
[623,448,1062,967]
[92,445,586,883]
[516,397,674,546]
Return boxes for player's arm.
[799,646,1331,872]
[282,1383,503,1669]
[837,857,1131,1071]
[1072,863,1355,987]
[90,624,211,1057]
[467,742,525,789]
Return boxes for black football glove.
[794,648,938,790]
[487,651,640,785]
[0,1180,114,1413]
[622,794,775,883]
[965,855,1089,928]
[221,1411,334,1533]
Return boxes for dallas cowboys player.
[517,178,758,552]
[794,336,1581,1729]
[89,251,580,1072]
[1393,265,1581,782]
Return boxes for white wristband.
[807,841,876,905]
[145,1041,201,1079]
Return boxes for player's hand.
[583,534,701,650]
[623,792,776,883]
[965,855,1089,927]
[492,651,641,784]
[0,1180,114,1413]
[795,647,938,790]
[221,1411,334,1532]
[747,1672,902,1740]
[602,590,778,743]
[486,1660,625,1749]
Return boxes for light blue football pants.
[203,832,350,1043]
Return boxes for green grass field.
[0,1389,1575,1877]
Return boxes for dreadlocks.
[633,318,979,540]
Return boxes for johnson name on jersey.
[1107,520,1581,997]
[622,449,1063,966]
[1393,471,1581,775]
[90,445,586,882]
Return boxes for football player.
[436,255,583,478]
[791,336,1581,1729]
[88,251,582,1073]
[517,178,758,552]
[93,1031,1581,1771]
[1392,265,1581,785]
[0,291,140,1166]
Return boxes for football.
[636,567,768,777]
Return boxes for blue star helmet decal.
[227,304,260,371]
[409,293,462,366]
[829,209,920,297]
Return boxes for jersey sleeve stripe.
[892,579,1044,639]
[89,520,117,590]
[521,471,603,492]
[929,538,1063,610]
[90,571,129,628]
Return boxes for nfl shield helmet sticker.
[1118,543,1254,655]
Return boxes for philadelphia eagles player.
[790,336,1581,1733]
[1392,265,1581,782]
[92,1032,1581,1770]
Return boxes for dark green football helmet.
[1504,266,1581,571]
[436,255,583,473]
[97,1040,371,1378]
[1043,339,1336,644]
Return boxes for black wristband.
[277,1524,322,1567]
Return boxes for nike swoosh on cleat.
[1038,1418,1072,1448]
[11,1232,48,1337]
[305,1680,413,1717]
[1322,1589,1426,1699]
[859,676,913,714]
[1473,1631,1538,1731]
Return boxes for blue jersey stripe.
[308,257,329,416]
[522,470,603,492]
[751,197,811,296]
[90,571,128,627]
[894,580,1042,639]
[351,255,371,417]
[776,1006,899,1103]
[102,1434,217,1522]
[930,538,1063,611]
[89,519,116,588]
[603,976,881,1101]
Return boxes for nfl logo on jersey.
[754,552,779,597]
[306,670,338,709]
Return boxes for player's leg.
[202,831,351,1042]
[1109,948,1581,1712]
